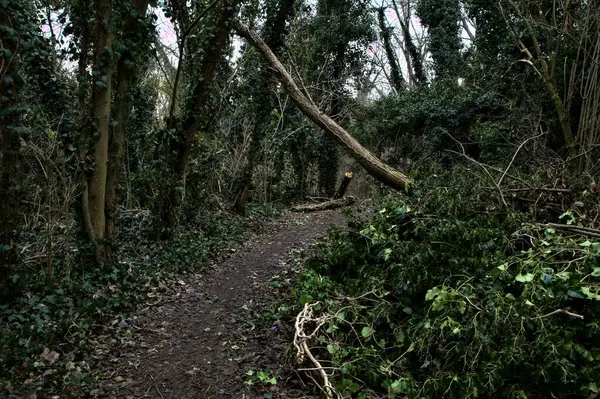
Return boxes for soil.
[96,210,345,399]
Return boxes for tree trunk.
[86,0,113,258]
[233,0,297,215]
[105,0,150,257]
[334,172,353,199]
[0,1,25,283]
[292,196,357,212]
[391,0,425,84]
[235,24,411,192]
[378,7,405,92]
[162,1,238,227]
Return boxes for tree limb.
[234,22,411,192]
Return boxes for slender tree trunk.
[86,0,113,258]
[0,1,24,283]
[235,24,411,192]
[105,0,150,257]
[378,7,405,92]
[392,0,425,84]
[162,1,238,227]
[76,0,90,124]
[233,0,296,215]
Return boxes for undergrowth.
[0,206,276,396]
[290,168,600,398]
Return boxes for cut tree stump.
[291,196,357,212]
[334,171,353,199]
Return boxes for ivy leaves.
[292,191,600,398]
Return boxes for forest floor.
[93,210,345,399]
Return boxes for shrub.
[291,174,600,398]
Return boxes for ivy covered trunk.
[105,0,150,257]
[378,7,405,93]
[161,1,238,228]
[83,0,113,263]
[0,1,26,283]
[233,0,296,215]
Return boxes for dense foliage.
[1,0,599,396]
[292,169,600,397]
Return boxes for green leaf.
[592,268,600,277]
[383,248,392,261]
[590,382,599,393]
[425,287,440,301]
[246,370,254,376]
[327,344,337,354]
[515,273,534,283]
[396,329,405,343]
[582,286,600,300]
[361,326,373,337]
[267,377,277,385]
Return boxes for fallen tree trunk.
[292,196,357,213]
[234,23,411,192]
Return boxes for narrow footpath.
[97,210,345,399]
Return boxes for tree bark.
[378,7,405,92]
[234,24,411,192]
[292,196,356,212]
[86,0,113,257]
[391,0,425,84]
[233,0,297,215]
[162,1,239,227]
[334,172,353,199]
[105,0,150,257]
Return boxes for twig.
[544,223,600,238]
[483,187,570,193]
[444,133,508,208]
[149,374,164,399]
[498,130,545,187]
[298,366,339,371]
[537,308,584,320]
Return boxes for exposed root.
[294,302,340,398]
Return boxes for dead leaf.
[41,347,60,365]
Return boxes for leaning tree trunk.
[162,1,238,228]
[86,0,113,261]
[105,0,150,258]
[234,24,411,192]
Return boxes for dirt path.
[97,210,344,399]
